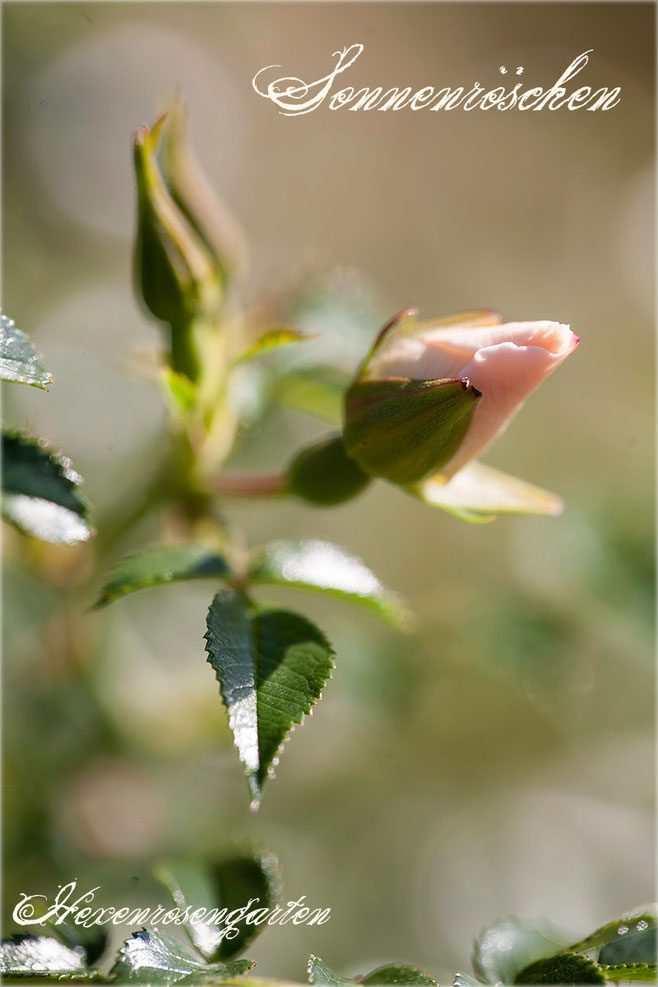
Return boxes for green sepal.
[343,376,481,485]
[132,119,220,335]
[287,434,371,506]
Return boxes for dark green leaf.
[308,955,357,985]
[286,435,371,506]
[2,430,93,544]
[154,849,280,961]
[473,917,568,985]
[109,929,253,984]
[0,315,51,389]
[360,963,437,985]
[569,911,657,965]
[248,539,411,629]
[94,545,230,608]
[275,368,347,426]
[514,952,606,984]
[205,590,334,809]
[0,935,98,980]
[601,964,657,982]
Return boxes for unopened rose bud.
[160,98,247,287]
[133,118,221,331]
[345,309,579,485]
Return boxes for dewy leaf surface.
[248,539,410,628]
[0,314,51,389]
[307,955,358,985]
[601,964,658,982]
[568,909,657,965]
[154,850,280,961]
[205,590,334,808]
[109,929,253,984]
[2,430,93,544]
[0,935,98,980]
[514,952,606,984]
[94,545,230,608]
[360,962,438,985]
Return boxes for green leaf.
[601,964,657,982]
[360,963,438,985]
[473,917,568,985]
[248,539,411,629]
[514,952,606,984]
[569,911,657,965]
[410,462,563,523]
[159,366,198,416]
[205,590,334,809]
[308,955,357,985]
[286,435,371,506]
[93,545,230,608]
[109,929,253,984]
[154,849,280,961]
[0,935,99,980]
[0,314,51,389]
[238,328,311,363]
[2,430,93,545]
[275,367,347,426]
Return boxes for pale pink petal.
[439,336,576,478]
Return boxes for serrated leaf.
[360,962,438,985]
[205,590,334,809]
[0,935,99,980]
[275,367,347,426]
[308,955,357,985]
[2,430,93,545]
[238,328,311,363]
[94,545,230,608]
[0,314,51,389]
[473,917,568,985]
[411,462,563,523]
[514,952,606,984]
[248,539,410,629]
[601,964,657,982]
[569,910,657,965]
[154,849,280,961]
[109,929,253,984]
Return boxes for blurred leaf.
[360,963,437,985]
[238,328,311,363]
[0,935,98,980]
[205,589,334,809]
[569,911,657,964]
[2,430,93,545]
[308,955,357,985]
[275,367,347,426]
[601,965,657,982]
[286,435,371,506]
[93,545,230,608]
[514,952,606,984]
[248,539,411,629]
[452,976,480,987]
[154,849,280,961]
[473,917,567,985]
[0,314,51,389]
[411,462,563,523]
[159,366,198,416]
[109,929,253,984]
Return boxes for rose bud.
[344,309,579,490]
[133,117,221,366]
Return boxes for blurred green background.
[2,3,655,982]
